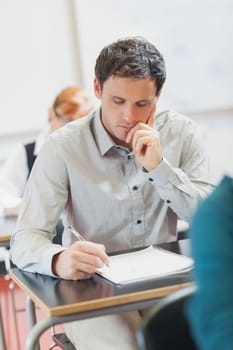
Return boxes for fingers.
[126,103,155,145]
[53,241,110,280]
[126,121,151,145]
[74,243,108,270]
[76,241,109,266]
[146,103,156,128]
[70,270,93,281]
[131,130,152,151]
[127,119,161,170]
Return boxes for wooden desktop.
[10,239,193,350]
[0,216,17,246]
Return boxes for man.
[11,37,214,349]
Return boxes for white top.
[0,131,48,216]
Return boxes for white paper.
[97,246,194,284]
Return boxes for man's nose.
[123,105,136,123]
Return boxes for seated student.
[0,86,93,217]
[186,175,233,350]
[11,36,215,350]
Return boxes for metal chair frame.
[137,285,198,350]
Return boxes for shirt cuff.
[40,245,66,277]
[143,158,174,186]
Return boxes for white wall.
[74,0,233,112]
[188,110,233,182]
[73,0,233,181]
[0,0,81,137]
[1,0,232,179]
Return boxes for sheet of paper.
[97,245,194,284]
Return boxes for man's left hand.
[126,105,162,171]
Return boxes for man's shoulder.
[51,110,96,141]
[156,108,193,125]
[155,109,197,136]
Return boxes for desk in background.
[10,239,193,350]
[0,216,17,247]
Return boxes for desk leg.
[25,317,63,350]
[0,304,7,350]
[9,281,21,350]
[26,297,40,350]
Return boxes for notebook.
[97,245,194,285]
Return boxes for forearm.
[149,158,215,222]
[10,228,64,276]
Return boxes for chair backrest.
[52,219,64,245]
[137,285,198,350]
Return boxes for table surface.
[10,239,193,318]
[0,216,16,243]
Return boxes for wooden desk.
[0,216,17,246]
[10,239,193,350]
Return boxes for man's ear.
[94,78,102,99]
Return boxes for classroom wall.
[0,0,84,162]
[0,0,233,179]
[0,0,82,137]
[189,110,233,182]
[74,0,233,112]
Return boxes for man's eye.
[113,98,124,104]
[136,101,147,107]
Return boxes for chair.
[52,219,64,245]
[49,326,76,349]
[137,285,198,350]
[0,247,11,276]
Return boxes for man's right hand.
[52,241,110,280]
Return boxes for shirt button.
[127,155,132,159]
[137,220,142,224]
[166,200,171,204]
[149,178,154,182]
[132,186,138,191]
[142,166,149,173]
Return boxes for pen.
[68,225,110,268]
[68,224,86,241]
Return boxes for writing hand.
[126,103,162,171]
[52,241,110,280]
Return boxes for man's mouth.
[119,124,135,133]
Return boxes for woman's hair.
[53,86,92,120]
[95,36,166,95]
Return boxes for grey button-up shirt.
[10,108,215,276]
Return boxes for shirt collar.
[93,108,117,156]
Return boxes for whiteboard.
[74,0,233,112]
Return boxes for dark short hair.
[95,36,166,95]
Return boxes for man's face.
[94,76,159,148]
